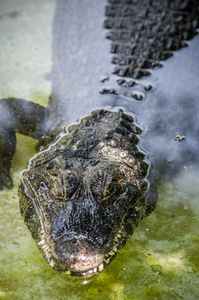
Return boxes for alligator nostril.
[52,236,104,272]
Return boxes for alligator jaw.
[37,238,120,277]
[36,219,130,277]
[37,234,105,277]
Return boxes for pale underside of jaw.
[37,226,124,277]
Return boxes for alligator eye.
[90,165,121,202]
[50,170,79,199]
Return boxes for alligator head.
[19,110,149,277]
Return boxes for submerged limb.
[0,98,47,139]
[0,98,47,190]
[0,128,16,190]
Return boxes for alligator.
[0,0,199,277]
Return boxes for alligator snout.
[52,237,104,273]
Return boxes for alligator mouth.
[38,238,105,277]
[50,257,105,277]
[37,227,124,277]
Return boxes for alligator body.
[0,0,199,277]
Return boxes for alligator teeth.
[49,260,55,267]
[42,244,51,254]
[46,246,51,253]
[98,263,104,272]
[113,246,117,253]
[109,250,115,256]
[104,258,110,265]
[93,267,97,273]
[38,239,45,246]
[88,269,94,274]
[42,244,48,251]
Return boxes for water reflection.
[51,0,199,188]
[103,36,199,185]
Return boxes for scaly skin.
[0,0,198,276]
[104,0,199,80]
[19,109,151,277]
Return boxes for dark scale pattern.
[19,109,150,276]
[104,0,199,79]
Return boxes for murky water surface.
[0,0,199,299]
